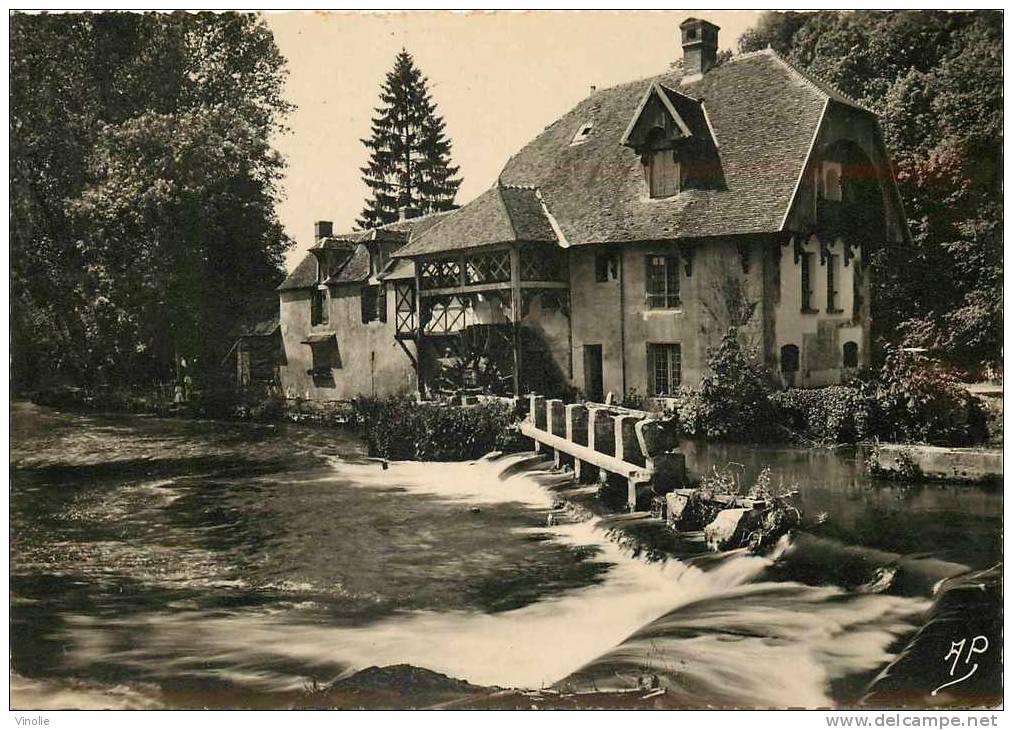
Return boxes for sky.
[263,10,765,269]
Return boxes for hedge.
[352,395,524,460]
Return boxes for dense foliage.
[10,12,292,390]
[673,329,988,447]
[739,11,1002,374]
[358,50,461,228]
[352,396,521,461]
[675,330,779,442]
[769,386,873,445]
[870,348,987,446]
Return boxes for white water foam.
[54,453,930,706]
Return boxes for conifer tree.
[358,50,461,228]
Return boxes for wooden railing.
[520,394,686,511]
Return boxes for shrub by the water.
[668,334,989,447]
[353,395,521,461]
[769,385,873,445]
[674,329,779,443]
[870,348,987,446]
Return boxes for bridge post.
[565,403,588,481]
[546,399,566,468]
[634,416,686,498]
[615,414,644,510]
[529,394,546,452]
[587,407,614,486]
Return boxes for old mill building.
[276,19,908,406]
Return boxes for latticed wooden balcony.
[416,245,567,296]
[394,242,571,396]
[396,244,569,339]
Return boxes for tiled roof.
[236,314,280,338]
[326,245,371,284]
[657,84,713,142]
[277,253,318,291]
[379,257,415,281]
[394,184,558,257]
[277,211,451,290]
[494,48,867,246]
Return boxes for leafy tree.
[740,11,1002,374]
[10,12,292,388]
[358,50,461,228]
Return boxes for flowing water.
[9,402,1002,709]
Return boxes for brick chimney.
[680,17,720,82]
[314,220,333,240]
[398,206,421,222]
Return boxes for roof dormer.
[622,82,723,197]
[620,82,693,150]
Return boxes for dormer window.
[643,127,680,198]
[818,160,843,202]
[622,82,719,197]
[570,121,594,146]
[647,149,680,198]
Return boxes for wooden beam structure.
[509,245,522,397]
[520,420,651,482]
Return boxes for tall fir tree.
[358,50,461,228]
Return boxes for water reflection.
[682,441,1002,570]
[9,404,1002,709]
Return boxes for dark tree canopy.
[358,50,461,228]
[740,10,1002,374]
[10,12,293,389]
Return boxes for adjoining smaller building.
[220,313,284,391]
[276,212,448,401]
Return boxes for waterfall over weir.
[9,405,999,709]
[316,453,944,707]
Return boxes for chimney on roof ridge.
[398,206,421,222]
[314,220,333,240]
[679,17,720,82]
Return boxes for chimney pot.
[679,17,720,81]
[398,206,421,222]
[314,220,333,240]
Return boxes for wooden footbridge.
[519,395,687,511]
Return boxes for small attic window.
[570,122,594,146]
[643,128,680,198]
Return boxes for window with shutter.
[648,150,680,198]
[361,286,379,323]
[311,287,328,325]
[826,254,841,312]
[800,253,816,313]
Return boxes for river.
[9,402,1002,709]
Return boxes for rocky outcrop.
[862,565,1002,708]
[664,488,801,553]
[704,507,765,551]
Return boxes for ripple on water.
[8,407,982,709]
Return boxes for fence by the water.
[520,395,686,511]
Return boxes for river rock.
[665,490,692,525]
[703,508,763,551]
[861,564,1001,708]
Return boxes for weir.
[519,395,686,510]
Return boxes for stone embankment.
[866,443,1002,484]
